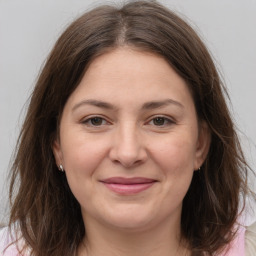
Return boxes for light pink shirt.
[218,226,245,256]
[0,227,24,255]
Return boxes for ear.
[194,121,211,170]
[52,139,63,168]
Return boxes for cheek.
[60,130,109,177]
[149,133,196,197]
[158,142,195,207]
[60,133,110,205]
[150,134,197,173]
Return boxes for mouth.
[100,177,157,195]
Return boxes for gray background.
[1,0,256,225]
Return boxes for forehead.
[65,47,195,110]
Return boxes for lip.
[100,177,157,195]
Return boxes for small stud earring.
[198,167,201,171]
[59,164,64,172]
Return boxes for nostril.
[108,133,148,167]
[112,158,144,169]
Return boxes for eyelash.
[81,116,109,127]
[81,115,175,128]
[147,116,175,127]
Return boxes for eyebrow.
[72,98,184,112]
[72,99,117,112]
[141,99,184,110]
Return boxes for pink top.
[0,226,247,255]
[218,226,245,256]
[0,227,25,256]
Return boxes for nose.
[109,124,148,168]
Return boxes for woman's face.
[53,47,210,232]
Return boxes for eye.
[82,116,108,126]
[148,116,174,126]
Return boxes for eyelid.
[81,115,111,126]
[80,115,176,127]
[146,115,176,126]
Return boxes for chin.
[99,206,159,232]
[108,218,154,232]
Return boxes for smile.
[100,177,157,195]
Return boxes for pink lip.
[100,177,157,195]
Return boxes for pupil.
[91,117,102,126]
[153,117,165,125]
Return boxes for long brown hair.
[9,1,254,255]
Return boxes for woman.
[0,1,255,255]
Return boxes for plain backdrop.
[0,0,256,225]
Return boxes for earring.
[198,167,201,171]
[58,164,64,172]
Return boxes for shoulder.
[217,221,256,256]
[0,227,17,255]
[0,226,27,256]
[245,221,256,256]
[218,225,246,256]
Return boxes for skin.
[53,47,210,256]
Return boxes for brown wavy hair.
[8,1,254,255]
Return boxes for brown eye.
[82,116,107,127]
[90,117,104,126]
[148,116,174,127]
[153,117,166,126]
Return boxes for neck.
[78,215,191,256]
